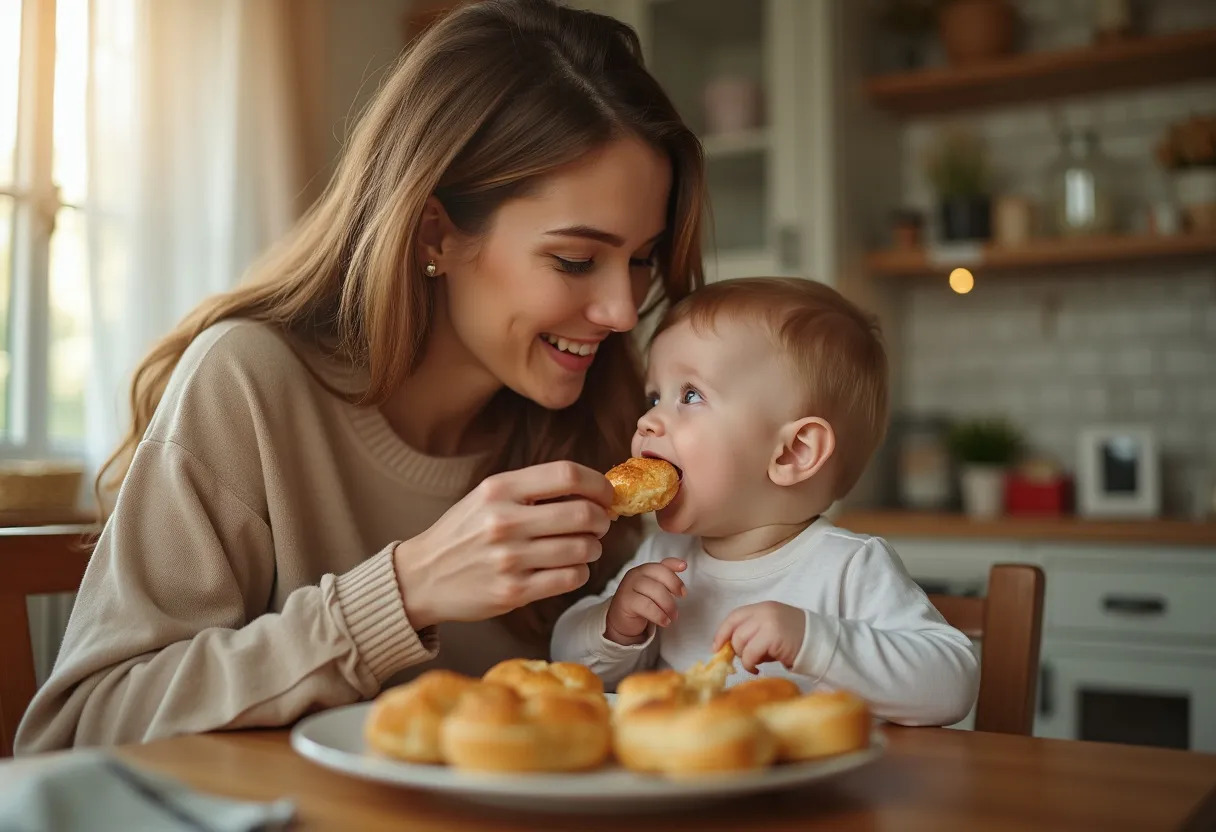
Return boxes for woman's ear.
[769,417,835,487]
[416,196,459,275]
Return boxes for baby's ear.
[769,417,834,487]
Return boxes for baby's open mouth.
[642,451,683,481]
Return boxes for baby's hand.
[713,601,805,674]
[604,558,687,645]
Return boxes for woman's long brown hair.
[95,0,705,643]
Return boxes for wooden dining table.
[4,724,1215,831]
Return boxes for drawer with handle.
[1045,563,1216,643]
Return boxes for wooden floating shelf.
[835,510,1216,548]
[865,233,1216,277]
[865,27,1216,116]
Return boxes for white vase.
[960,465,1006,520]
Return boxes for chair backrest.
[0,526,94,757]
[928,563,1045,735]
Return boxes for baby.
[552,277,978,726]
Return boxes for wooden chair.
[928,563,1045,736]
[0,526,94,757]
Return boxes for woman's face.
[436,136,672,410]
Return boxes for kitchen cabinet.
[886,534,1216,751]
[571,0,839,286]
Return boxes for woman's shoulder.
[148,319,351,443]
[180,319,304,380]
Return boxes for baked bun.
[613,648,869,775]
[441,682,611,772]
[364,670,479,763]
[605,457,680,516]
[615,669,691,717]
[612,696,776,777]
[756,690,871,761]
[715,677,801,711]
[616,645,736,717]
[482,658,604,704]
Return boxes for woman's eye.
[553,256,594,275]
[681,387,703,405]
[630,256,656,269]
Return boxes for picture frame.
[1077,426,1160,519]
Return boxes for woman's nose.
[587,268,640,333]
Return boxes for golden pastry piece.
[482,658,608,714]
[612,695,777,777]
[605,457,680,516]
[613,646,870,776]
[363,670,480,763]
[755,689,871,762]
[441,682,612,773]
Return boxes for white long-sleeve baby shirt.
[551,517,979,726]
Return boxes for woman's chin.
[514,374,585,410]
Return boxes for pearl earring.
[424,261,438,277]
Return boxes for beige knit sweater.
[15,320,546,753]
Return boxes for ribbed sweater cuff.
[335,545,439,682]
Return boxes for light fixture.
[949,267,974,294]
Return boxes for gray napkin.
[0,750,295,832]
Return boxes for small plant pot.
[960,465,1006,520]
[939,196,991,241]
[938,0,1016,66]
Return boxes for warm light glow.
[949,267,974,294]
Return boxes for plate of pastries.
[291,645,884,813]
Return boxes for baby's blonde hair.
[654,277,889,499]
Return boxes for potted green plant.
[1156,113,1216,233]
[948,418,1023,519]
[925,127,992,241]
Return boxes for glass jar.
[1046,129,1116,237]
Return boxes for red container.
[1005,472,1073,515]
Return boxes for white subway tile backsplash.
[1139,305,1197,336]
[1077,386,1109,415]
[1065,349,1103,375]
[1163,349,1211,376]
[1132,386,1168,414]
[1199,389,1216,416]
[895,21,1216,503]
[1038,384,1073,412]
[1108,347,1155,376]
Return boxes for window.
[1,0,92,459]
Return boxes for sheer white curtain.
[84,0,325,481]
[31,0,328,686]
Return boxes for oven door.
[1036,641,1216,752]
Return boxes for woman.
[16,0,704,752]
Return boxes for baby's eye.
[645,392,659,409]
[680,387,704,405]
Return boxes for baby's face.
[633,317,804,537]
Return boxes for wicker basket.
[0,460,85,512]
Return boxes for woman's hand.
[392,461,615,629]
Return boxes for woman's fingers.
[486,461,616,508]
[516,563,591,608]
[497,535,603,572]
[493,498,611,541]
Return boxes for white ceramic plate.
[290,701,885,814]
